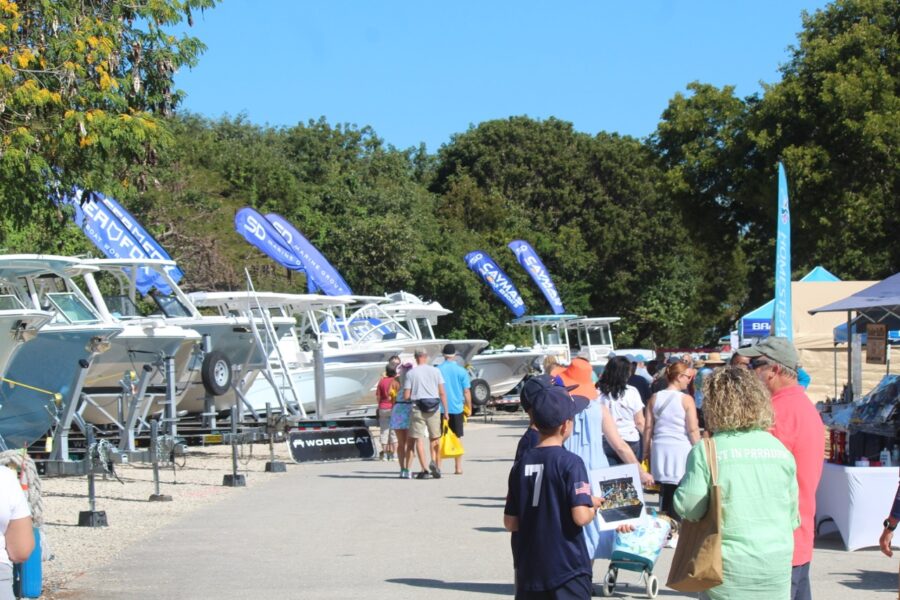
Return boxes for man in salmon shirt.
[738,336,824,600]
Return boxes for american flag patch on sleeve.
[575,482,591,496]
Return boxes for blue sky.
[174,0,830,151]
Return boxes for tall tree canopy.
[753,0,899,279]
[432,117,704,346]
[0,0,216,225]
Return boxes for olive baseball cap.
[736,336,799,371]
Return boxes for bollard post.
[149,420,173,502]
[264,402,286,473]
[222,406,246,487]
[77,428,108,527]
[313,343,326,418]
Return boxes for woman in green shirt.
[674,367,799,600]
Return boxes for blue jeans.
[791,562,811,600]
[603,437,642,465]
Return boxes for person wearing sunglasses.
[736,337,824,600]
[729,352,751,369]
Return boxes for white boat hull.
[170,317,295,414]
[80,325,200,425]
[470,351,543,396]
[244,362,386,416]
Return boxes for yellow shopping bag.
[641,458,660,492]
[440,422,464,459]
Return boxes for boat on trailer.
[188,291,388,417]
[78,259,295,416]
[469,346,543,397]
[0,255,122,449]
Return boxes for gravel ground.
[38,443,291,599]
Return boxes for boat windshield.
[573,323,612,348]
[45,292,100,324]
[415,317,436,340]
[543,327,563,346]
[341,317,411,343]
[103,295,142,319]
[150,293,192,318]
[588,324,612,346]
[0,294,25,310]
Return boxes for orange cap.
[557,357,597,400]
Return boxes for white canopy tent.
[810,273,900,399]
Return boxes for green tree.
[754,0,899,279]
[650,82,753,339]
[433,117,704,347]
[0,0,216,230]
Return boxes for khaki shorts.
[409,405,442,440]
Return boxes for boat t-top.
[510,314,621,374]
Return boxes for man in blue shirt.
[504,382,602,599]
[436,344,471,475]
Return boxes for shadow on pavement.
[386,578,513,595]
[460,502,505,509]
[833,569,897,592]
[813,531,849,550]
[319,473,402,479]
[42,492,160,504]
[447,495,505,501]
[474,526,506,533]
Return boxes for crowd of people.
[504,336,826,600]
[377,344,471,480]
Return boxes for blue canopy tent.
[739,266,841,340]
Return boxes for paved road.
[60,415,898,599]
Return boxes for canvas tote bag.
[666,437,724,592]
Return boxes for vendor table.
[815,461,898,551]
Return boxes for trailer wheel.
[470,378,490,406]
[201,350,232,396]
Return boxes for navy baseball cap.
[530,385,589,429]
[520,375,577,411]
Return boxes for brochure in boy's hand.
[589,464,646,530]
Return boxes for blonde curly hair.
[702,366,773,433]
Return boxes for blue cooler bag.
[610,515,671,572]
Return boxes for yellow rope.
[0,377,63,403]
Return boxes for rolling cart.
[599,514,671,598]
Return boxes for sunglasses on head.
[749,357,772,370]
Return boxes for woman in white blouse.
[1,466,33,600]
[597,355,646,465]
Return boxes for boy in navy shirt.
[505,382,602,600]
[514,375,580,463]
